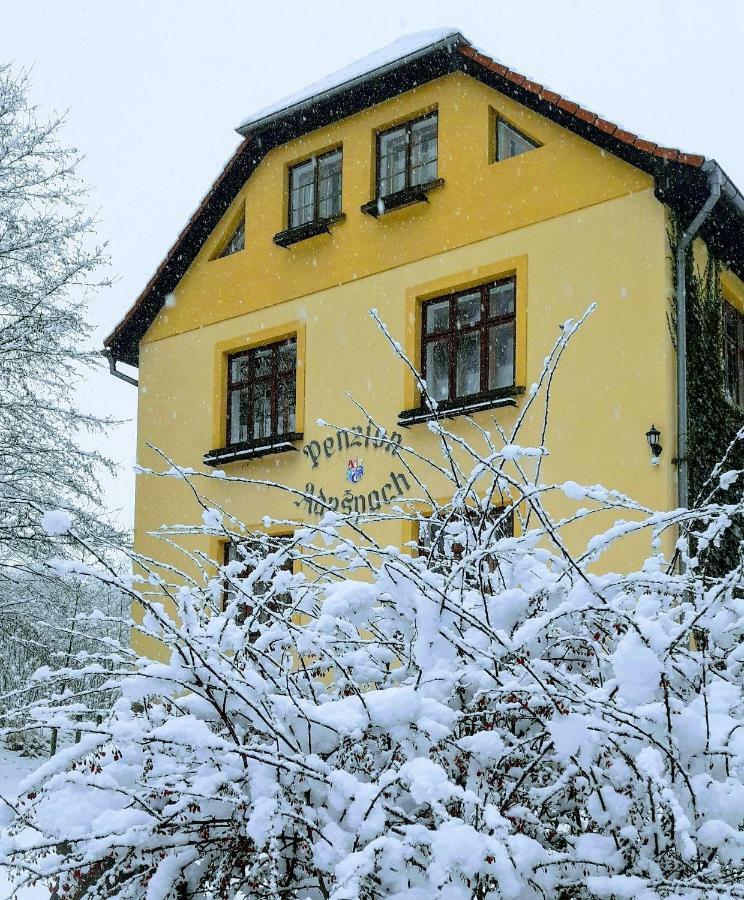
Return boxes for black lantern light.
[646,424,662,458]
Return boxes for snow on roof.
[236,28,463,134]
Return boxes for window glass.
[277,379,296,434]
[278,340,296,373]
[456,332,481,397]
[289,160,315,228]
[410,114,438,186]
[230,356,250,384]
[425,339,450,401]
[253,346,273,379]
[724,301,744,407]
[227,338,297,446]
[496,120,537,161]
[489,281,515,318]
[252,383,271,440]
[318,150,342,220]
[289,151,342,228]
[421,278,516,406]
[488,323,515,391]
[456,292,481,328]
[425,299,450,334]
[379,127,407,197]
[229,389,248,444]
[377,113,438,198]
[219,218,245,258]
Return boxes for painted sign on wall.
[294,424,411,517]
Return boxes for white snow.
[237,29,462,132]
[547,713,590,761]
[0,748,49,899]
[201,507,223,529]
[40,509,71,536]
[610,631,661,706]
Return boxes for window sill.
[204,432,303,467]
[398,387,524,426]
[273,215,344,248]
[361,178,445,218]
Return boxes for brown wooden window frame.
[226,336,297,448]
[724,299,744,408]
[420,277,517,409]
[288,148,343,229]
[360,111,443,217]
[376,111,439,197]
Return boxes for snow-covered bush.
[2,310,744,899]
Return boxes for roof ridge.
[105,32,727,365]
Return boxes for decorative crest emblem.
[346,456,364,484]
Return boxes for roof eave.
[236,31,466,137]
[106,37,743,369]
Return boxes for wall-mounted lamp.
[646,424,662,458]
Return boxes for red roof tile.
[106,34,713,363]
[459,44,704,170]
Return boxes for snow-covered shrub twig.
[1,308,744,899]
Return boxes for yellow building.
[105,29,744,583]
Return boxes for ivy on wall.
[670,223,744,573]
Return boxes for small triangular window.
[496,120,538,161]
[219,218,245,258]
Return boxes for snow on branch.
[2,305,744,899]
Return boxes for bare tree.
[0,64,119,695]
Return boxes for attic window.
[378,113,437,197]
[495,119,538,162]
[219,218,245,258]
[289,149,343,229]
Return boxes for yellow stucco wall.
[132,69,678,621]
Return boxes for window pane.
[724,302,744,407]
[278,339,296,373]
[489,281,515,318]
[290,160,315,227]
[230,355,250,385]
[379,127,407,197]
[277,379,296,434]
[419,518,446,558]
[253,346,273,379]
[726,340,738,403]
[318,150,342,220]
[425,338,450,401]
[425,299,449,334]
[456,332,480,398]
[410,115,438,186]
[252,383,271,440]
[229,387,249,444]
[226,542,243,565]
[725,303,738,339]
[226,337,298,446]
[221,219,245,258]
[488,323,515,390]
[497,120,537,161]
[456,291,481,328]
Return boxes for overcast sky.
[3,0,743,529]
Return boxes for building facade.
[106,29,744,587]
